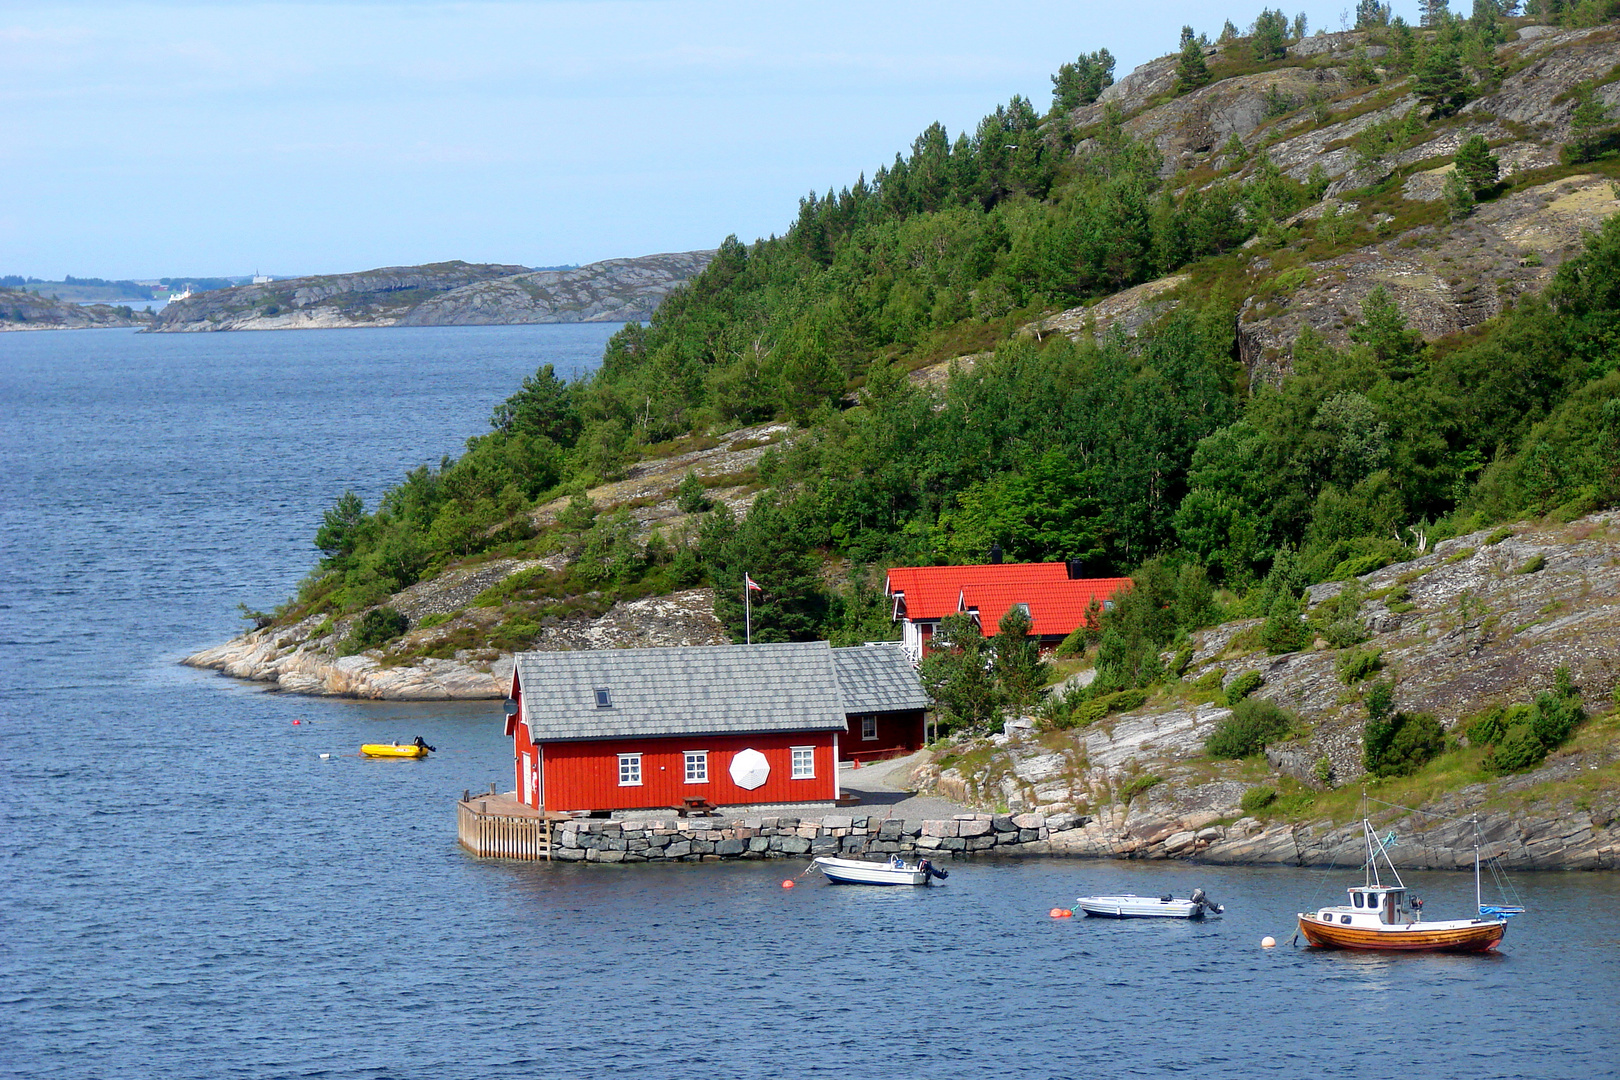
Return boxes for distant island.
[147,251,714,332]
[0,287,153,331]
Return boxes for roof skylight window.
[594,688,612,708]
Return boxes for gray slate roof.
[513,641,848,741]
[833,644,931,715]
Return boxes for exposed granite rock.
[398,251,714,326]
[913,512,1620,870]
[185,586,725,699]
[148,251,711,332]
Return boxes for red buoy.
[782,880,796,889]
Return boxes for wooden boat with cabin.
[1296,818,1519,953]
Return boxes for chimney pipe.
[988,544,1003,565]
[1067,559,1084,580]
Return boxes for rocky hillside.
[913,512,1620,870]
[148,251,713,332]
[1037,23,1620,384]
[183,421,789,696]
[0,288,153,331]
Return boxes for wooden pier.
[456,790,569,861]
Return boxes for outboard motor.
[917,858,949,881]
[1190,887,1223,915]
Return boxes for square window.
[684,751,708,783]
[791,746,815,779]
[594,688,612,708]
[861,716,878,741]
[618,753,642,786]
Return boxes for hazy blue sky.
[3,1,1365,280]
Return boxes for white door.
[521,752,534,804]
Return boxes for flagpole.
[744,573,751,645]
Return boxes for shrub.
[674,471,712,514]
[1484,526,1513,546]
[1261,594,1310,653]
[1517,554,1546,575]
[1206,697,1297,758]
[1240,785,1278,813]
[1226,670,1264,704]
[1171,646,1194,677]
[1484,723,1546,774]
[1337,648,1384,684]
[338,606,408,656]
[1193,668,1226,693]
[1312,756,1334,785]
[1121,773,1163,802]
[1363,685,1444,778]
[1532,667,1585,748]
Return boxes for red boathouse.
[506,641,927,814]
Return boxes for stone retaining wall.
[548,811,1082,863]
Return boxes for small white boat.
[1074,889,1223,919]
[812,854,949,886]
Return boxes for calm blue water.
[1,326,1617,1080]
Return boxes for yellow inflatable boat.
[360,740,433,759]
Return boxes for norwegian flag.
[745,574,763,592]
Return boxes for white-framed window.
[684,750,708,783]
[791,746,815,779]
[618,753,642,786]
[861,716,878,741]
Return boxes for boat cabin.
[1316,885,1415,928]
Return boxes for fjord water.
[1,327,1615,1080]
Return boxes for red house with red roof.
[885,561,1131,661]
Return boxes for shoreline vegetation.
[195,8,1620,865]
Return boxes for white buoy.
[319,753,331,760]
[1261,936,1277,948]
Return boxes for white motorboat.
[1074,889,1223,919]
[812,854,949,886]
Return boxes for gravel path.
[837,751,973,820]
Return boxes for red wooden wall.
[529,730,840,813]
[842,710,925,761]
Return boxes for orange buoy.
[782,880,796,889]
[1049,907,1067,918]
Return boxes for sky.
[1,0,1370,281]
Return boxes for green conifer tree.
[1176,36,1211,94]
[1251,9,1290,60]
[1454,134,1501,193]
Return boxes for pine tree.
[1176,36,1211,94]
[1218,18,1240,41]
[1454,134,1501,192]
[1414,41,1469,117]
[1445,167,1476,220]
[1420,0,1451,25]
[1563,81,1613,164]
[1251,9,1290,60]
[1356,0,1392,26]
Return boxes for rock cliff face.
[1037,22,1620,385]
[398,251,714,326]
[915,512,1620,870]
[0,289,153,331]
[148,251,712,332]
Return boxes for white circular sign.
[729,748,770,790]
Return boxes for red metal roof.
[957,577,1134,638]
[884,563,1072,622]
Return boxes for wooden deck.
[456,791,571,861]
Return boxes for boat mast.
[1474,816,1482,915]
